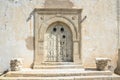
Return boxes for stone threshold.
[34,64,84,69]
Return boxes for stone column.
[73,42,81,64]
[115,49,120,74]
[114,0,120,75]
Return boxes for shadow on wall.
[0,69,8,76]
[26,10,34,22]
[114,49,120,75]
[25,36,35,51]
[25,9,35,50]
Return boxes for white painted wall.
[0,0,118,73]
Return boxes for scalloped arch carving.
[38,17,77,42]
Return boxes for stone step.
[4,68,112,77]
[1,75,120,80]
[34,64,84,69]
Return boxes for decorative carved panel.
[33,8,82,68]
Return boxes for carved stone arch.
[38,17,77,42]
[33,9,82,68]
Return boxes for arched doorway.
[44,22,73,62]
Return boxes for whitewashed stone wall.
[0,0,117,73]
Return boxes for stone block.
[95,58,111,71]
[10,58,22,71]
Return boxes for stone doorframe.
[33,8,82,69]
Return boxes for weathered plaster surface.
[71,0,117,71]
[44,0,73,8]
[0,0,44,73]
[0,0,117,73]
